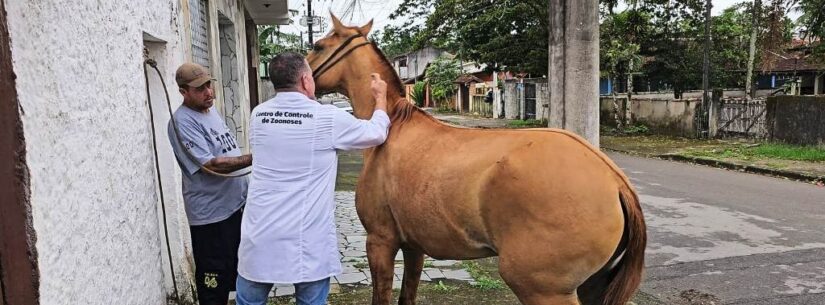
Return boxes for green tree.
[258,25,305,63]
[711,4,754,88]
[372,25,423,58]
[390,0,548,75]
[600,8,648,91]
[425,55,460,103]
[793,0,825,60]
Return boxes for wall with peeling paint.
[4,0,254,303]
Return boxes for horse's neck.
[342,54,443,146]
[343,68,404,119]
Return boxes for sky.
[284,0,406,38]
[282,0,800,39]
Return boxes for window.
[190,0,210,69]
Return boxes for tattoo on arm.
[203,154,252,174]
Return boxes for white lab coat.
[238,92,390,284]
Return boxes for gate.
[717,98,767,138]
[524,83,536,120]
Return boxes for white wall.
[207,0,252,152]
[6,0,198,303]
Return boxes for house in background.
[756,46,825,96]
[453,61,514,117]
[1,0,289,304]
[393,46,448,107]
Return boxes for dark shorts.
[190,208,243,305]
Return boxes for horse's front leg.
[367,232,399,305]
[398,249,424,305]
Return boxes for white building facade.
[0,0,288,304]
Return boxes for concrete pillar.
[709,89,723,138]
[548,0,600,147]
[815,73,822,95]
[519,80,525,120]
[493,71,501,117]
[504,81,520,119]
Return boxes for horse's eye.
[313,43,324,51]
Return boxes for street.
[610,153,825,304]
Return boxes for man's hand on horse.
[370,73,388,112]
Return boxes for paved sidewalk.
[271,192,474,297]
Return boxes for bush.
[410,82,426,107]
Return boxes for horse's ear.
[330,13,345,34]
[358,19,374,36]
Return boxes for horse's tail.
[604,185,647,305]
[579,184,647,305]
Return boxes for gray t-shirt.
[168,105,248,226]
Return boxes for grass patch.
[336,150,364,191]
[460,260,505,291]
[750,144,825,161]
[684,143,825,162]
[432,280,457,293]
[602,124,650,136]
[506,119,546,128]
[352,261,369,269]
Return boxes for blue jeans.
[235,275,330,305]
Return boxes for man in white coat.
[235,52,391,305]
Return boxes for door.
[461,85,470,112]
[524,83,537,120]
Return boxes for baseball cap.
[175,63,215,87]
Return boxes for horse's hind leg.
[498,248,585,305]
[499,264,581,305]
[367,233,399,305]
[398,249,424,305]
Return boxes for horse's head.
[306,14,374,95]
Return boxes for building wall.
[206,0,253,152]
[600,97,699,137]
[397,47,445,80]
[2,0,261,303]
[605,89,775,100]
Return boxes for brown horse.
[306,15,646,305]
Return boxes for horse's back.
[365,126,627,262]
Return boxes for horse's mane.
[367,43,440,126]
[368,43,405,95]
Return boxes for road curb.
[603,147,825,184]
[657,154,825,184]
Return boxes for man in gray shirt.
[168,62,251,305]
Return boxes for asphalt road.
[608,153,825,305]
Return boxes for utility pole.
[306,0,314,46]
[700,0,713,138]
[548,0,600,147]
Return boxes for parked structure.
[1,0,289,304]
[392,47,447,108]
